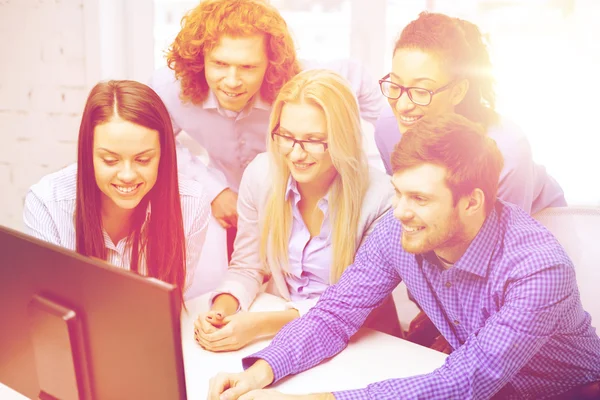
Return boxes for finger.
[220,383,251,400]
[200,321,219,334]
[216,216,232,229]
[237,391,256,400]
[229,211,238,228]
[207,374,233,400]
[197,333,239,352]
[206,311,227,325]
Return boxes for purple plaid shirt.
[243,201,600,399]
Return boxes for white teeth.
[293,163,312,170]
[400,115,421,123]
[403,225,423,232]
[115,184,139,194]
[224,91,241,97]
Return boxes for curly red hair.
[167,0,301,105]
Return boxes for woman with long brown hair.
[23,80,210,301]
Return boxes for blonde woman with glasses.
[194,69,397,352]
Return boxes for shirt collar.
[102,201,153,249]
[451,205,501,278]
[284,176,330,213]
[202,90,271,113]
[285,176,301,204]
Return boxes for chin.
[112,197,142,211]
[401,239,430,255]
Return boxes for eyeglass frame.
[270,124,329,154]
[378,73,455,106]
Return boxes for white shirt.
[23,164,211,298]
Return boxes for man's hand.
[237,390,335,400]
[196,311,262,352]
[207,360,274,400]
[211,188,238,229]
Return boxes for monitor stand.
[28,294,93,400]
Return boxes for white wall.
[0,0,100,231]
[0,0,154,232]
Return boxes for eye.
[103,159,118,166]
[414,196,428,203]
[213,61,226,67]
[136,158,151,165]
[412,88,430,96]
[242,65,256,70]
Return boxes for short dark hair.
[391,113,504,214]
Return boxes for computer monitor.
[0,225,187,400]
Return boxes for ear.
[463,188,485,216]
[450,78,469,106]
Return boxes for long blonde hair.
[259,69,369,283]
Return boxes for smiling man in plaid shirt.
[207,114,600,400]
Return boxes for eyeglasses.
[378,74,454,106]
[271,126,328,154]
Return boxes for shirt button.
[453,320,460,325]
[445,281,452,288]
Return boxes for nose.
[223,66,242,89]
[287,142,308,160]
[393,197,414,222]
[393,91,415,113]
[117,162,136,183]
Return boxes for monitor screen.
[0,225,187,400]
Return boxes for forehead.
[279,102,327,136]
[93,118,160,153]
[391,48,450,83]
[206,34,267,65]
[392,163,451,195]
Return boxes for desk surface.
[2,293,447,399]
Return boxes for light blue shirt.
[374,106,567,214]
[284,178,331,302]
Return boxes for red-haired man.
[150,0,383,253]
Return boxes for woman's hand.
[196,309,299,352]
[196,311,263,352]
[194,293,241,341]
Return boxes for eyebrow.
[96,148,156,157]
[390,182,434,198]
[278,127,327,138]
[389,72,437,84]
[208,55,261,67]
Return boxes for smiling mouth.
[112,183,142,194]
[398,114,422,124]
[222,90,245,98]
[403,224,425,233]
[293,162,315,171]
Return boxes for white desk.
[183,293,447,396]
[1,293,447,399]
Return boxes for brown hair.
[76,80,186,301]
[391,113,504,214]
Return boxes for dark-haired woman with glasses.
[193,69,398,352]
[375,12,566,215]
